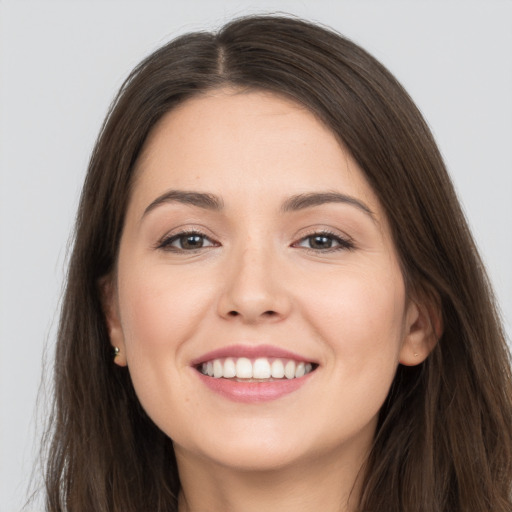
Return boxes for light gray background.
[1,1,511,510]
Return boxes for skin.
[103,88,435,512]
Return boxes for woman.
[43,14,512,512]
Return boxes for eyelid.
[291,227,355,252]
[154,225,355,253]
[155,226,220,252]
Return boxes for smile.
[198,357,316,380]
[192,346,319,403]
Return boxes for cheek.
[116,263,213,434]
[297,267,406,437]
[118,263,214,356]
[301,262,406,375]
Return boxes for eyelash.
[293,229,355,253]
[156,230,218,252]
[156,229,355,253]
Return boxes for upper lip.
[190,344,318,366]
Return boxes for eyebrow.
[281,191,375,220]
[142,189,375,221]
[143,190,224,218]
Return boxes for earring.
[113,346,120,359]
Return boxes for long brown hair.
[42,14,512,511]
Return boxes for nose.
[217,242,292,324]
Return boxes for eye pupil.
[181,234,204,249]
[309,235,333,249]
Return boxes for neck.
[176,445,367,512]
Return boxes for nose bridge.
[217,232,290,322]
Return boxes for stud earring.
[113,346,120,359]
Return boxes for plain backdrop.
[1,1,511,510]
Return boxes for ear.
[98,276,127,367]
[399,293,442,366]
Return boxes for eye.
[158,231,217,252]
[294,232,354,252]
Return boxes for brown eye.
[307,235,334,250]
[295,232,354,252]
[178,234,206,249]
[158,231,216,251]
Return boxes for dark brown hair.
[43,14,512,512]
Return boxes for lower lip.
[195,370,315,403]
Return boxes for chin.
[171,420,316,473]
[200,442,309,473]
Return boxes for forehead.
[131,88,381,215]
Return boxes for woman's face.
[105,89,430,473]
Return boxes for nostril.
[226,310,277,318]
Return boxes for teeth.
[200,357,315,380]
[223,358,236,378]
[213,359,223,378]
[235,357,253,379]
[253,358,271,379]
[271,359,285,378]
[284,360,296,379]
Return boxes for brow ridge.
[281,191,375,219]
[142,189,374,221]
[143,190,224,218]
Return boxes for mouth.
[196,357,318,381]
[191,345,319,402]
